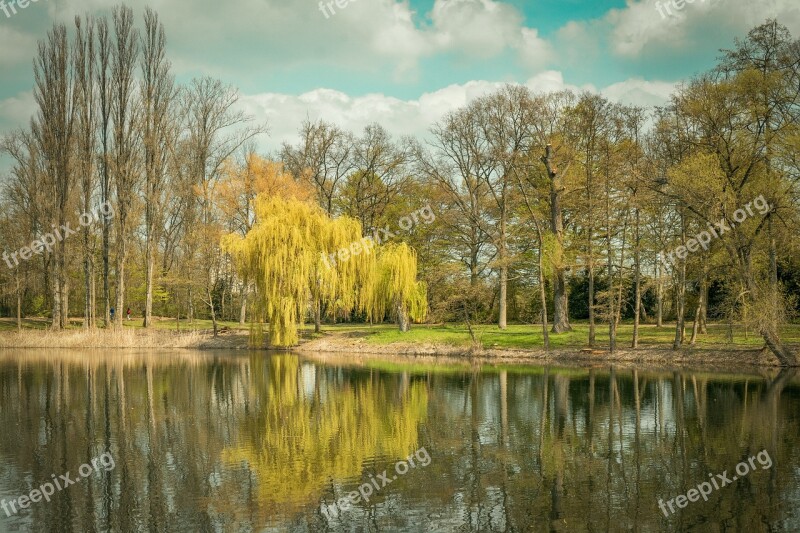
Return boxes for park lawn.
[0,318,52,331]
[316,321,800,350]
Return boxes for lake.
[0,350,798,532]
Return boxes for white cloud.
[40,0,554,82]
[609,0,800,57]
[523,71,589,94]
[237,73,675,154]
[427,0,553,68]
[601,78,675,107]
[0,91,36,132]
[429,0,523,57]
[0,25,38,68]
[518,28,553,70]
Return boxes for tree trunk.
[656,259,664,328]
[673,260,686,350]
[542,144,571,333]
[60,276,68,329]
[588,245,595,347]
[607,249,616,353]
[741,266,797,367]
[768,213,778,312]
[761,327,798,367]
[606,172,616,353]
[15,269,21,333]
[207,286,218,337]
[314,296,321,334]
[188,286,194,323]
[552,271,570,332]
[84,233,92,329]
[673,217,686,350]
[396,300,410,332]
[535,220,550,351]
[239,280,247,325]
[51,264,61,331]
[689,302,701,345]
[499,264,508,330]
[498,216,507,330]
[90,265,96,328]
[699,260,708,334]
[632,209,641,348]
[115,239,126,328]
[102,196,111,327]
[143,243,154,327]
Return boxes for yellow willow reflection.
[222,356,428,517]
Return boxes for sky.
[1,0,799,156]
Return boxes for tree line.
[1,10,799,362]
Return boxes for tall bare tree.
[140,7,175,328]
[32,24,77,330]
[183,77,263,336]
[281,120,354,216]
[421,108,491,287]
[96,16,113,327]
[74,15,97,328]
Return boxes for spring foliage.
[365,243,428,328]
[223,195,427,346]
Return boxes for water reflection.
[0,350,798,531]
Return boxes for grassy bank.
[2,318,799,365]
[313,321,800,350]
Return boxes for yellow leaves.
[223,193,427,345]
[222,195,328,346]
[364,242,428,324]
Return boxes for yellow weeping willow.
[364,242,428,332]
[222,195,427,346]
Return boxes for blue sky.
[0,0,798,154]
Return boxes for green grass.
[0,318,51,331]
[5,316,800,352]
[313,321,800,350]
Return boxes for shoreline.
[0,327,790,370]
[293,334,786,370]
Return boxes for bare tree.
[110,6,141,328]
[183,77,264,336]
[421,107,492,287]
[32,24,77,330]
[140,7,176,328]
[74,15,97,328]
[281,120,354,216]
[97,16,113,327]
[339,124,413,234]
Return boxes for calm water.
[0,350,799,532]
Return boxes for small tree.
[365,243,427,332]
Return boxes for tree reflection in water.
[0,351,798,531]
